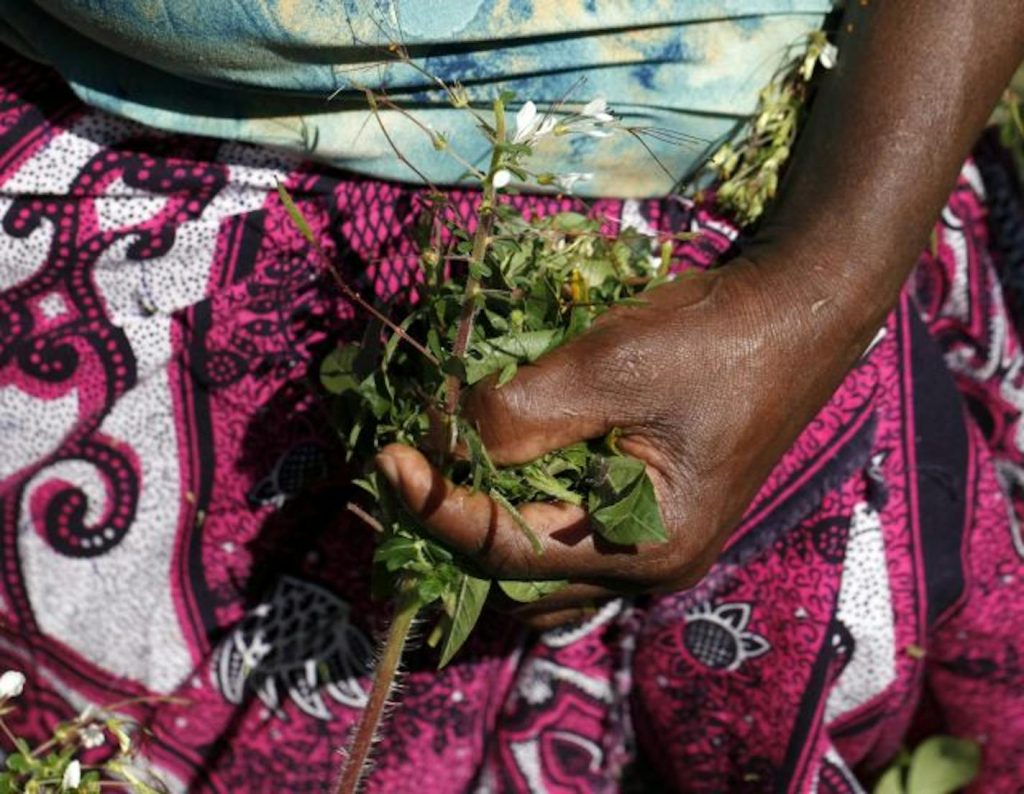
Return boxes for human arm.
[374,1,1024,626]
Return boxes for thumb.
[463,343,622,466]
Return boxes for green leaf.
[0,772,12,794]
[374,535,426,572]
[417,575,446,604]
[872,766,905,794]
[498,579,568,603]
[468,258,492,280]
[906,736,980,794]
[275,181,316,244]
[383,312,419,367]
[461,422,498,493]
[587,456,668,545]
[5,754,29,773]
[550,212,592,233]
[465,329,562,384]
[495,362,518,388]
[438,573,491,667]
[320,345,361,395]
[490,489,543,554]
[522,466,583,505]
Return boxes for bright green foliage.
[275,180,317,244]
[872,736,980,794]
[0,687,171,793]
[588,455,669,544]
[498,579,569,603]
[438,573,491,667]
[305,187,671,664]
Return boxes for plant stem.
[442,97,507,453]
[335,593,420,794]
[310,243,440,367]
[0,718,22,753]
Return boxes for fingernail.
[375,452,399,487]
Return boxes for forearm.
[749,1,1024,343]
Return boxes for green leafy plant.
[276,33,838,794]
[0,670,172,793]
[281,88,683,792]
[873,736,980,794]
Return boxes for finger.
[464,339,622,466]
[519,606,600,632]
[375,444,653,581]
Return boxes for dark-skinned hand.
[374,256,868,628]
[376,0,1024,629]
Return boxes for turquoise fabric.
[0,1,833,197]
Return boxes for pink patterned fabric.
[1,49,1023,793]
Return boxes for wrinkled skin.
[375,1,1024,628]
[376,257,866,627]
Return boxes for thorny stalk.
[335,590,420,794]
[442,96,507,454]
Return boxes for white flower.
[554,97,616,138]
[0,671,25,699]
[491,169,512,189]
[580,97,615,122]
[510,97,616,148]
[61,760,81,791]
[80,723,105,749]
[553,172,593,194]
[818,41,838,70]
[511,101,556,146]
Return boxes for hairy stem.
[442,97,507,453]
[335,593,420,794]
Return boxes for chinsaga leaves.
[587,455,669,544]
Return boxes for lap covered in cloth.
[0,48,1023,792]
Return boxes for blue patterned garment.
[0,1,832,196]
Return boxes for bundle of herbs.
[273,33,839,794]
[279,89,681,792]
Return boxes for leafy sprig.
[278,77,689,793]
[872,735,980,794]
[0,670,174,793]
[282,93,678,673]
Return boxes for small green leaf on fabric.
[275,181,316,244]
[872,766,905,794]
[905,736,980,794]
